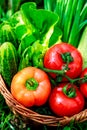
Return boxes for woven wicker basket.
[0,74,87,127]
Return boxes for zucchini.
[0,42,18,87]
[0,21,18,48]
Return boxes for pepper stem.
[25,78,38,90]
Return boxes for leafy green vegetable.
[18,34,36,57]
[44,0,87,47]
[32,41,46,68]
[0,2,62,72]
[44,0,56,11]
[80,2,87,23]
[9,2,61,55]
[21,2,59,43]
[16,2,62,69]
[9,11,30,42]
[62,0,78,42]
[49,22,62,47]
[68,0,85,46]
[9,11,24,28]
[78,26,87,69]
[18,46,34,70]
[0,1,87,130]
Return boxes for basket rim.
[0,74,87,126]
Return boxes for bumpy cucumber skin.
[0,42,18,87]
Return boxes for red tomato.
[49,83,84,116]
[44,43,83,79]
[11,67,51,107]
[80,68,87,98]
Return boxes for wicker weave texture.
[0,74,87,126]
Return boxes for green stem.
[25,78,38,91]
[80,2,87,23]
[79,20,87,32]
[64,74,87,84]
[64,75,74,83]
[44,0,56,11]
[68,0,84,47]
[41,67,87,84]
[41,67,66,75]
[63,0,74,42]
[62,84,76,98]
[61,52,73,64]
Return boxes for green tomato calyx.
[61,52,73,63]
[62,84,76,98]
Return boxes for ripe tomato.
[80,68,87,98]
[44,43,83,79]
[11,67,51,107]
[49,83,84,116]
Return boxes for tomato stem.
[41,67,66,75]
[25,78,38,90]
[64,75,74,83]
[41,67,87,84]
[61,52,73,64]
[62,84,76,98]
[64,74,87,84]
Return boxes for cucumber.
[0,21,18,48]
[0,42,18,87]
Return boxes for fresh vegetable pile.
[0,1,87,119]
[44,0,87,47]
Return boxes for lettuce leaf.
[20,2,59,46]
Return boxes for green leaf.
[9,11,24,27]
[63,126,71,130]
[49,23,62,47]
[68,0,84,46]
[18,46,34,70]
[21,2,58,46]
[18,34,36,57]
[11,0,21,13]
[78,26,87,69]
[44,0,56,11]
